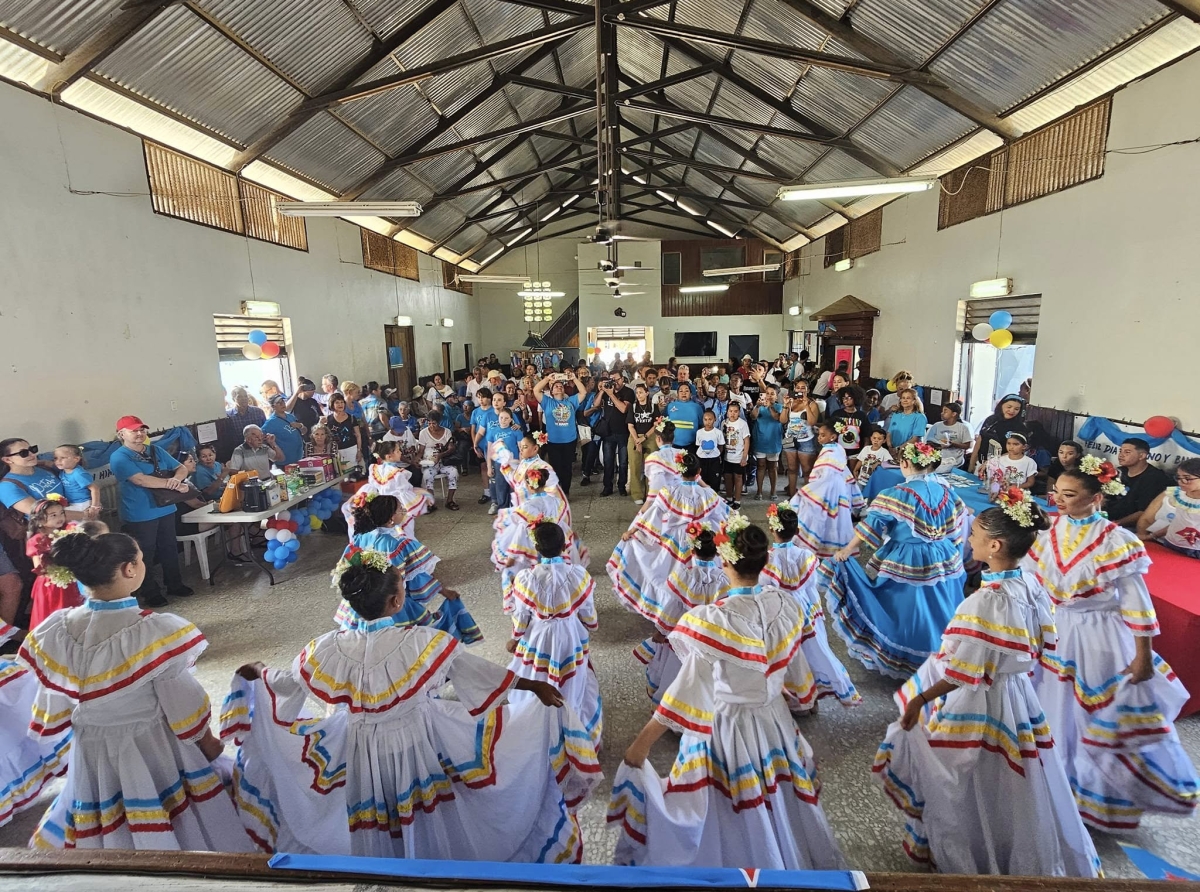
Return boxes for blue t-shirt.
[110,444,180,522]
[540,394,581,444]
[0,468,65,513]
[192,461,224,498]
[666,400,705,446]
[752,403,785,455]
[486,424,522,458]
[60,466,95,504]
[263,414,305,465]
[887,411,928,447]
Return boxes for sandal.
[447,501,460,511]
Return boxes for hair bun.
[50,531,95,574]
[338,564,373,598]
[1029,503,1052,532]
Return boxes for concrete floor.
[2,474,1197,878]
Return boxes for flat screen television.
[674,331,718,357]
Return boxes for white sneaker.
[634,499,644,505]
[488,503,498,515]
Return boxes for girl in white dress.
[505,522,602,746]
[1138,457,1200,558]
[639,420,683,509]
[608,451,729,618]
[763,504,859,708]
[221,553,601,860]
[875,493,1099,876]
[632,525,729,704]
[0,621,68,829]
[790,421,864,558]
[20,532,251,852]
[608,520,847,870]
[1027,463,1198,830]
[342,440,433,539]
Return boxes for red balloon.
[260,341,281,359]
[287,521,299,533]
[1144,415,1175,438]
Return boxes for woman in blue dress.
[820,441,968,678]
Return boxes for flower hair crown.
[996,486,1035,528]
[533,431,549,446]
[654,417,668,433]
[349,490,377,510]
[44,525,85,588]
[526,513,548,534]
[765,502,791,533]
[901,441,941,467]
[1078,454,1127,496]
[685,522,709,548]
[713,512,750,565]
[330,547,391,587]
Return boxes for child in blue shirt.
[485,408,523,513]
[54,445,100,516]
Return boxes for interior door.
[384,324,416,399]
[441,342,452,381]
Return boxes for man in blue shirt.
[262,395,307,465]
[533,370,581,496]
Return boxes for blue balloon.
[286,550,299,563]
[273,558,288,570]
[989,310,1012,330]
[286,539,301,551]
[248,329,268,346]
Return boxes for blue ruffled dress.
[820,475,967,677]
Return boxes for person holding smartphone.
[533,370,581,495]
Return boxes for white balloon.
[972,322,994,341]
[278,510,291,521]
[275,529,293,543]
[265,528,279,540]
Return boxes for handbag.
[1,477,32,539]
[148,446,201,506]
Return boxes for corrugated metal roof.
[265,111,386,194]
[448,224,489,254]
[413,201,466,241]
[615,28,664,84]
[460,0,544,45]
[352,0,443,42]
[850,0,992,66]
[194,0,374,96]
[420,60,495,118]
[94,5,304,146]
[336,79,441,156]
[0,32,51,87]
[929,0,1168,113]
[852,85,976,170]
[672,0,742,35]
[789,66,895,134]
[804,149,880,183]
[0,0,125,56]
[359,166,435,202]
[395,4,478,69]
[408,150,478,192]
[753,134,824,175]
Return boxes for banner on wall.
[1074,417,1200,472]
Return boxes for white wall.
[474,237,581,357]
[797,51,1200,427]
[0,83,481,449]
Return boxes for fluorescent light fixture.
[655,190,675,203]
[788,305,801,316]
[276,200,422,217]
[777,176,936,202]
[707,221,736,237]
[440,317,454,328]
[476,248,503,267]
[458,274,530,284]
[240,300,281,316]
[506,228,532,246]
[561,195,581,207]
[677,199,703,216]
[970,277,1014,298]
[703,263,781,277]
[679,284,729,294]
[541,207,561,222]
[394,315,413,326]
[834,258,854,272]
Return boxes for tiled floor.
[2,476,1197,878]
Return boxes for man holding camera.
[596,372,634,497]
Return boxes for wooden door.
[384,325,416,399]
[441,342,452,381]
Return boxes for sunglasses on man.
[4,445,38,458]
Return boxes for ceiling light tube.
[969,277,1014,298]
[561,195,581,207]
[276,201,423,216]
[517,290,566,298]
[707,221,736,237]
[778,176,936,202]
[506,228,532,246]
[703,263,781,276]
[679,284,729,294]
[458,274,532,283]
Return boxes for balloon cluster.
[242,329,281,360]
[306,488,343,532]
[264,510,302,570]
[972,310,1014,349]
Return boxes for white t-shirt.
[986,454,1038,487]
[723,418,751,462]
[813,370,834,396]
[465,378,484,400]
[695,427,726,460]
[728,390,752,411]
[418,427,452,462]
[854,445,892,485]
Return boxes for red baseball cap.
[116,415,148,432]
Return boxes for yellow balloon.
[309,515,322,529]
[989,329,1014,349]
[886,380,898,392]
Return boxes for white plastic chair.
[178,527,221,583]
